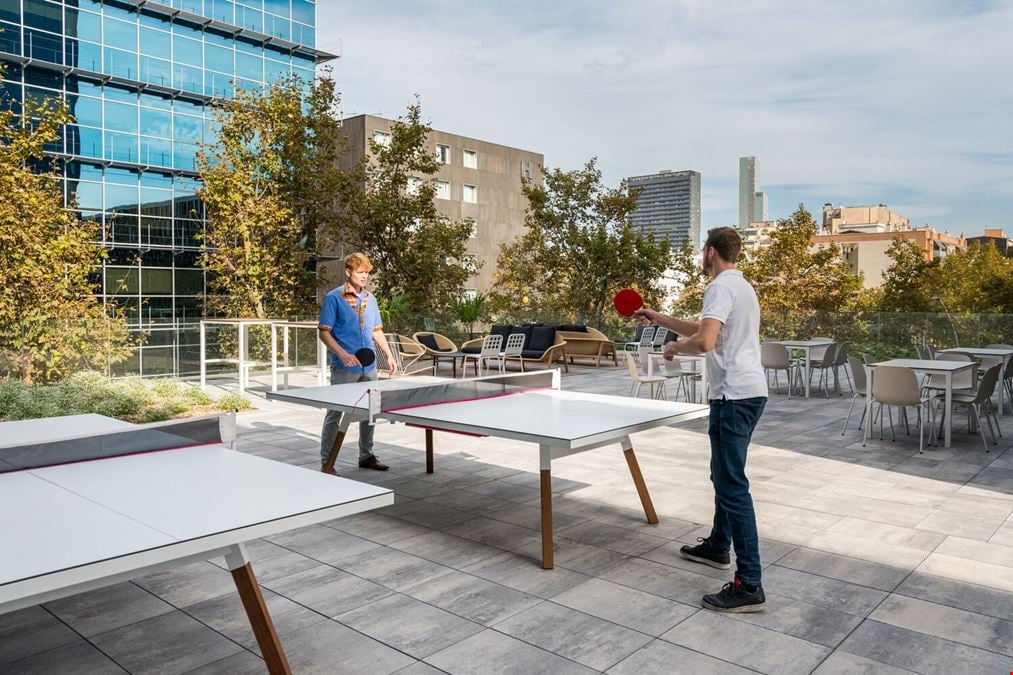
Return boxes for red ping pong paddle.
[613,288,644,317]
[355,347,376,367]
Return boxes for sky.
[315,0,1013,241]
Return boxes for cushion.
[490,324,512,340]
[461,344,481,354]
[417,334,441,351]
[632,325,645,341]
[557,324,588,333]
[521,349,549,359]
[514,324,536,345]
[527,326,557,353]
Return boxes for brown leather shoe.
[358,455,389,471]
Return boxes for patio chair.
[377,334,436,378]
[866,365,935,454]
[831,341,852,394]
[946,363,1002,453]
[805,347,836,398]
[651,328,672,352]
[625,352,667,400]
[621,325,656,354]
[923,352,976,395]
[501,332,527,371]
[761,343,797,398]
[982,344,1013,371]
[841,356,869,435]
[462,334,504,377]
[658,357,701,403]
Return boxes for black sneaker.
[680,537,731,569]
[702,578,766,613]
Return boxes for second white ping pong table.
[267,371,709,569]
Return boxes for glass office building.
[0,0,332,376]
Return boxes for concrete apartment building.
[338,114,543,294]
[738,156,768,229]
[739,220,779,250]
[627,170,701,249]
[815,204,964,286]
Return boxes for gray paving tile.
[280,618,417,674]
[394,662,445,675]
[811,651,915,674]
[763,565,889,616]
[425,628,596,675]
[89,610,244,675]
[335,546,457,592]
[729,593,864,648]
[0,606,80,666]
[184,587,326,653]
[840,619,1013,673]
[599,557,719,606]
[606,638,754,674]
[774,547,909,592]
[462,479,543,503]
[383,499,475,529]
[44,582,174,638]
[896,571,1013,622]
[556,520,670,555]
[461,552,593,599]
[388,530,505,569]
[186,650,266,674]
[661,610,831,675]
[208,539,321,583]
[440,516,540,552]
[0,639,126,674]
[492,601,653,671]
[589,507,699,540]
[401,571,541,625]
[266,524,382,566]
[870,594,1013,657]
[550,578,698,636]
[263,564,393,617]
[134,561,235,607]
[326,512,435,545]
[336,593,484,659]
[484,501,590,532]
[639,540,744,581]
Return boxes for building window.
[406,176,422,195]
[436,144,450,165]
[372,131,390,147]
[435,180,450,200]
[463,184,477,204]
[520,161,532,180]
[463,149,477,169]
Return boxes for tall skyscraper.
[0,0,332,377]
[739,156,768,228]
[627,170,701,249]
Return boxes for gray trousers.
[320,367,378,465]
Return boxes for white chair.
[866,365,935,454]
[462,334,504,376]
[377,334,435,378]
[631,326,657,360]
[659,357,700,403]
[502,332,526,371]
[841,356,869,435]
[620,325,655,352]
[651,328,670,352]
[625,352,667,400]
[761,343,797,398]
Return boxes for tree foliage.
[0,67,131,384]
[197,73,347,320]
[335,101,477,316]
[489,158,671,329]
[669,239,708,316]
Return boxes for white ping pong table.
[267,371,709,569]
[0,413,392,675]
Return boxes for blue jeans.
[708,396,766,587]
[320,367,378,464]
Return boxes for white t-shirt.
[700,269,767,400]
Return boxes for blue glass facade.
[0,0,331,376]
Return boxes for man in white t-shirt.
[635,227,768,613]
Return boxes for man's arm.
[632,308,700,337]
[666,318,722,356]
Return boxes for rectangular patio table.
[865,359,977,448]
[778,340,838,398]
[939,347,1013,416]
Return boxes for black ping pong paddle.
[354,347,376,367]
[613,288,644,317]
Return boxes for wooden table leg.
[229,554,292,675]
[322,426,347,474]
[426,429,434,473]
[623,444,658,524]
[540,468,554,569]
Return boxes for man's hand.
[632,307,661,326]
[663,340,682,361]
[338,350,361,368]
[388,361,399,376]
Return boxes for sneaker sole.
[680,551,731,570]
[701,598,766,613]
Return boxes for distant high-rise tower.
[627,170,701,249]
[739,157,768,228]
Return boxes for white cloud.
[316,1,1013,236]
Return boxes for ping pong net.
[0,414,235,474]
[367,370,559,422]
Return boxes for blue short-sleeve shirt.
[318,284,383,372]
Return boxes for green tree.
[670,239,708,316]
[196,73,348,320]
[878,237,935,312]
[336,101,478,316]
[933,242,1013,313]
[490,158,671,330]
[449,293,488,338]
[0,66,131,383]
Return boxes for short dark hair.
[704,227,742,263]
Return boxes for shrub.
[216,392,253,412]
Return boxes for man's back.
[701,269,766,400]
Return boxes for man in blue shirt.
[318,252,397,472]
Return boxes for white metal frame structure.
[271,320,327,392]
[200,318,277,394]
[267,372,708,569]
